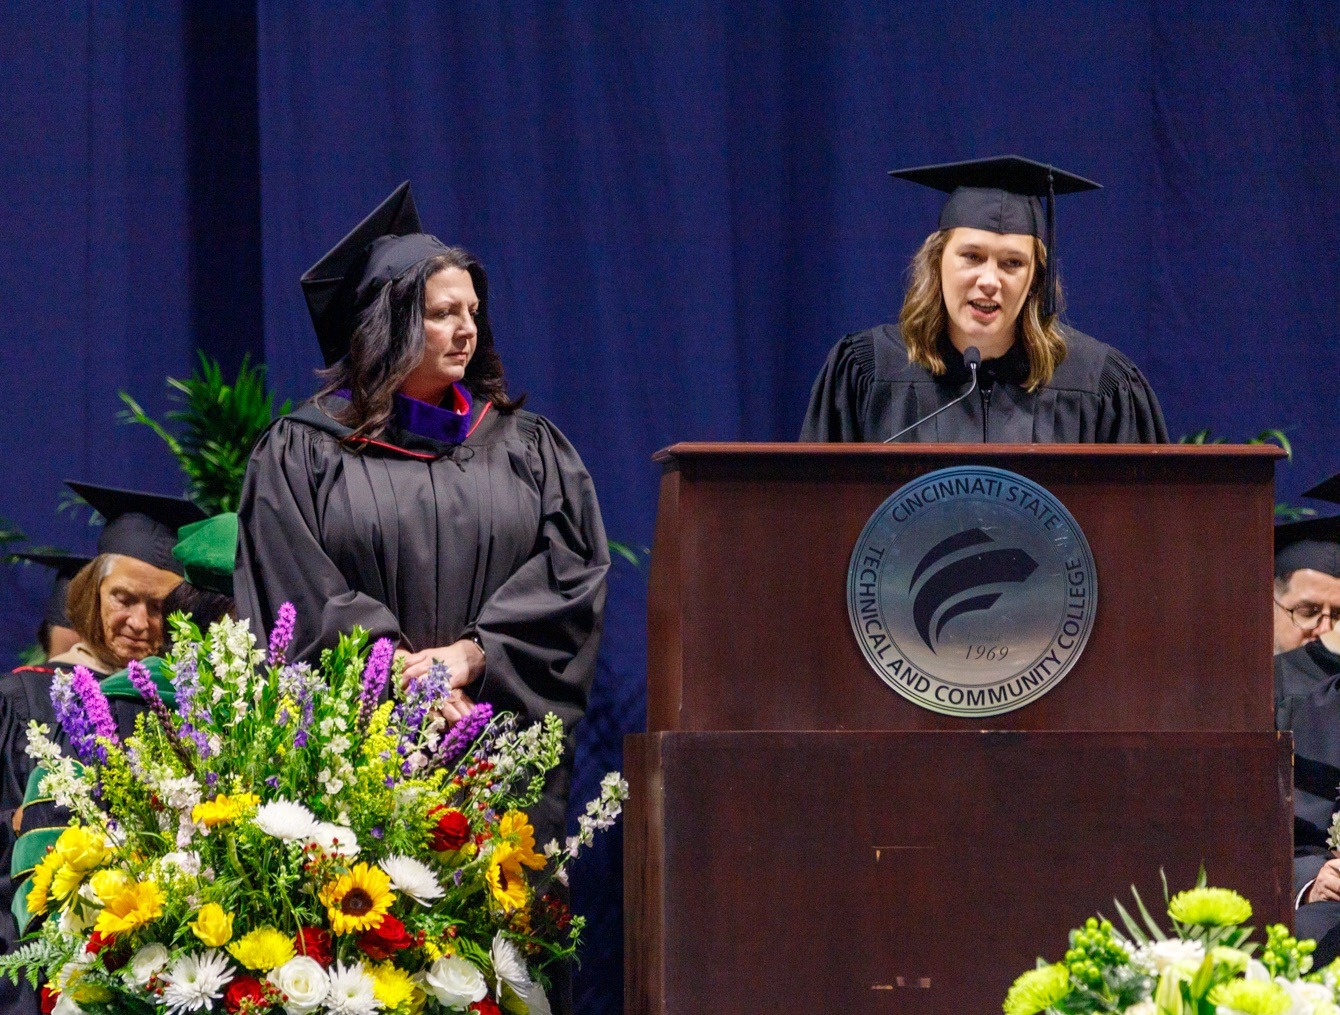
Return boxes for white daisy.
[378,855,444,904]
[323,961,381,1015]
[308,822,360,857]
[160,950,232,1014]
[253,799,319,841]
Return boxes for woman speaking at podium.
[800,156,1168,444]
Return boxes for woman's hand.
[398,639,486,690]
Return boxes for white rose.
[125,943,170,986]
[1278,977,1337,1015]
[267,956,330,1015]
[422,955,487,1008]
[1133,938,1205,976]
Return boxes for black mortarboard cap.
[1304,474,1340,505]
[12,551,94,627]
[66,481,206,576]
[301,182,453,366]
[1275,515,1340,578]
[889,155,1102,317]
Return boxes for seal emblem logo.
[847,465,1097,717]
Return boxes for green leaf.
[607,539,646,568]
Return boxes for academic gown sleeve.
[1095,348,1169,444]
[235,418,403,659]
[799,333,876,442]
[471,416,610,729]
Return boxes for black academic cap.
[1275,515,1340,578]
[12,551,94,627]
[301,182,452,366]
[1304,474,1340,505]
[65,481,206,576]
[889,155,1102,317]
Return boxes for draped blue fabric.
[4,3,1340,1011]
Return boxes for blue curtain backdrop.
[4,4,1340,1012]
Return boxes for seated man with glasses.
[1274,491,1340,726]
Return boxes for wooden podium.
[626,444,1291,1014]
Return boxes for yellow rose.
[54,826,108,872]
[88,869,130,904]
[189,903,234,947]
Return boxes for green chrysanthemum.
[1003,963,1070,1015]
[1204,978,1291,1015]
[1167,887,1253,927]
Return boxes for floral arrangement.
[1,605,627,1015]
[1003,874,1340,1015]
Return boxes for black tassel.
[1044,168,1057,318]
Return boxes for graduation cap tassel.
[1044,168,1057,319]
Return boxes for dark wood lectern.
[627,444,1291,1014]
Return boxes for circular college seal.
[847,465,1097,717]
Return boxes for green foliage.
[1178,427,1293,458]
[118,352,292,514]
[607,539,647,569]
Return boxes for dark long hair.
[317,248,523,440]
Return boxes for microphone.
[883,346,981,443]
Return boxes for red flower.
[357,913,414,961]
[293,926,333,967]
[469,999,503,1015]
[84,931,129,971]
[224,977,266,1014]
[39,986,56,1014]
[428,806,470,851]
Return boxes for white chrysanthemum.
[422,955,487,1008]
[379,855,444,904]
[309,822,360,857]
[524,983,554,1015]
[253,799,319,841]
[160,950,232,1014]
[268,956,329,1015]
[51,994,82,1015]
[125,943,170,986]
[491,933,532,998]
[323,961,380,1015]
[1130,938,1205,976]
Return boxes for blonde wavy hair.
[897,229,1067,391]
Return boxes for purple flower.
[437,702,494,768]
[206,771,219,787]
[50,668,98,764]
[72,666,118,743]
[128,660,194,765]
[267,601,297,668]
[357,637,395,732]
[370,827,383,839]
[265,775,280,789]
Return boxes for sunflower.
[93,880,165,936]
[191,792,261,828]
[25,853,60,916]
[486,845,530,912]
[497,812,545,871]
[319,862,395,935]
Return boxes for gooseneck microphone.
[883,346,981,443]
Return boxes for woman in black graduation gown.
[235,183,609,858]
[801,156,1168,444]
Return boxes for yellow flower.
[370,962,418,1009]
[25,854,60,915]
[1003,963,1071,1015]
[498,812,546,871]
[227,926,294,970]
[54,825,108,872]
[422,939,455,960]
[88,869,130,903]
[93,880,165,936]
[319,863,395,934]
[1205,979,1291,1015]
[486,845,530,912]
[191,792,260,828]
[1167,887,1253,928]
[190,903,235,948]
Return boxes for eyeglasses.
[1275,599,1340,632]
